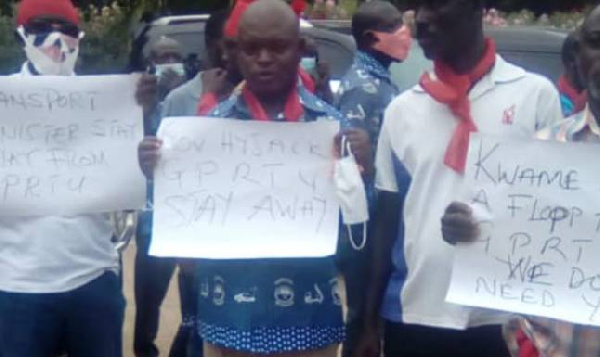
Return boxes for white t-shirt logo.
[503,104,516,125]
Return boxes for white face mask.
[334,136,370,251]
[18,26,81,76]
[155,62,185,77]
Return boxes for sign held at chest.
[447,133,600,326]
[150,117,341,259]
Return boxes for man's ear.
[361,30,378,49]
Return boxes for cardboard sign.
[447,133,600,326]
[151,117,341,259]
[0,75,146,216]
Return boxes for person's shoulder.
[339,65,378,93]
[208,93,239,118]
[386,83,428,110]
[536,111,584,141]
[301,88,344,122]
[165,73,203,103]
[495,56,556,93]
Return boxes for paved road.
[122,243,180,357]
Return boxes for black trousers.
[384,321,511,357]
[134,229,177,357]
[336,229,370,357]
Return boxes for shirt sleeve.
[375,109,399,193]
[534,76,564,130]
[337,87,378,132]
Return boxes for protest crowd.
[0,0,599,357]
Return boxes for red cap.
[17,0,80,27]
[291,0,306,16]
[224,0,256,38]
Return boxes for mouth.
[256,71,276,82]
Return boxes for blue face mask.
[300,56,317,73]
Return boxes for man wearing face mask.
[335,3,409,357]
[357,0,562,357]
[133,11,233,357]
[0,0,125,357]
[147,36,186,102]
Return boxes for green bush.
[0,2,130,75]
[0,15,23,75]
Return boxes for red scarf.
[197,92,219,115]
[419,38,497,174]
[242,85,303,122]
[516,329,539,357]
[558,74,587,116]
[298,67,316,93]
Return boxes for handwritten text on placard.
[150,117,341,259]
[447,133,600,326]
[0,75,146,216]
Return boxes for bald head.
[149,36,183,65]
[239,0,300,39]
[236,0,304,103]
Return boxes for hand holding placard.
[447,133,600,326]
[150,117,341,259]
[0,75,146,216]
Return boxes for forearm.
[363,193,400,329]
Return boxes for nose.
[256,48,274,65]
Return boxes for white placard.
[0,75,146,216]
[447,133,600,326]
[151,117,341,259]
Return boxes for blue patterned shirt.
[337,51,399,154]
[196,85,349,354]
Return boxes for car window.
[498,50,562,84]
[165,33,207,59]
[390,45,563,93]
[312,38,354,79]
[390,45,433,93]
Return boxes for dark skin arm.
[136,74,159,134]
[314,62,334,105]
[354,191,401,357]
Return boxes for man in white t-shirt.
[355,0,563,356]
[0,1,125,356]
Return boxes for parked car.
[129,14,356,81]
[130,15,567,94]
[311,21,567,89]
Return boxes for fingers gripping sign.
[138,136,162,180]
[441,202,482,245]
